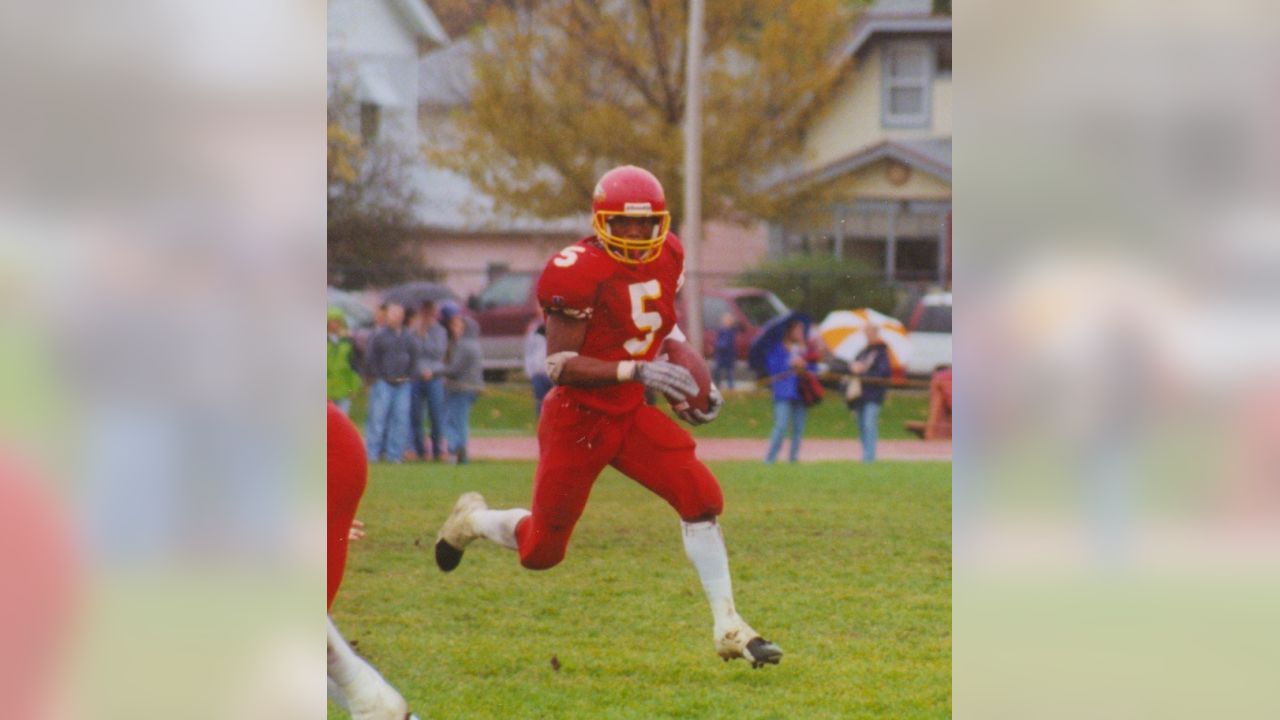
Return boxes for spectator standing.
[524,319,552,418]
[849,324,893,462]
[712,312,739,390]
[764,319,816,464]
[363,302,417,463]
[407,301,448,461]
[439,305,484,464]
[327,308,362,416]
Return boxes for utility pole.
[682,0,705,354]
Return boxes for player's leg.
[329,403,418,719]
[328,617,416,720]
[328,401,367,610]
[613,406,783,667]
[434,391,615,571]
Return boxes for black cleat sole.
[746,637,783,669]
[434,539,464,572]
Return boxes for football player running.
[328,401,418,719]
[433,166,782,668]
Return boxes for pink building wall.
[410,218,768,299]
[686,219,770,289]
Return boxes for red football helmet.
[591,165,671,264]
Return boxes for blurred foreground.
[958,0,1280,716]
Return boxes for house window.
[881,42,933,128]
[359,102,381,144]
[936,40,952,77]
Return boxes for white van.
[905,291,952,376]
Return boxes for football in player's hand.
[660,339,712,414]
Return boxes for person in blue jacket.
[764,318,816,463]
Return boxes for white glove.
[634,360,699,402]
[678,384,723,426]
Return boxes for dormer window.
[881,41,933,128]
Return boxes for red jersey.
[537,233,686,414]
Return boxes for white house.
[327,0,448,148]
[767,0,952,287]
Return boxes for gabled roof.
[418,37,475,108]
[411,164,587,235]
[831,4,950,63]
[771,137,952,190]
[393,0,449,47]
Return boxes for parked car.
[467,272,541,377]
[467,271,790,377]
[680,287,790,361]
[903,290,952,376]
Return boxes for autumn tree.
[430,0,542,37]
[327,78,430,289]
[430,0,852,224]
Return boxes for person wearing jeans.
[439,305,484,464]
[407,302,448,461]
[766,397,807,464]
[363,303,417,463]
[849,325,892,463]
[763,319,814,464]
[443,389,477,464]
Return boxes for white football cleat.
[328,618,417,720]
[434,491,487,572]
[714,617,783,669]
[341,678,414,720]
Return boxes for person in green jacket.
[328,307,363,415]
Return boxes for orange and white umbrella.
[818,309,911,371]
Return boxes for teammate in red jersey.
[328,401,417,720]
[433,166,782,668]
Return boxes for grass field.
[330,460,951,719]
[347,384,929,440]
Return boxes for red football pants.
[515,388,724,570]
[328,401,368,610]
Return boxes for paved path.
[468,436,951,462]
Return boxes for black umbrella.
[380,281,461,311]
[747,310,811,377]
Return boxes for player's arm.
[544,312,699,400]
[543,312,615,387]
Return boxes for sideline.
[465,436,952,462]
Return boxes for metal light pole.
[682,0,705,355]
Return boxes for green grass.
[330,460,951,719]
[347,384,929,440]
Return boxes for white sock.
[471,508,530,550]
[681,519,740,630]
[327,616,409,719]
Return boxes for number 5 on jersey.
[553,246,587,267]
[624,280,662,356]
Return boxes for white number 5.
[553,246,587,267]
[623,280,662,356]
